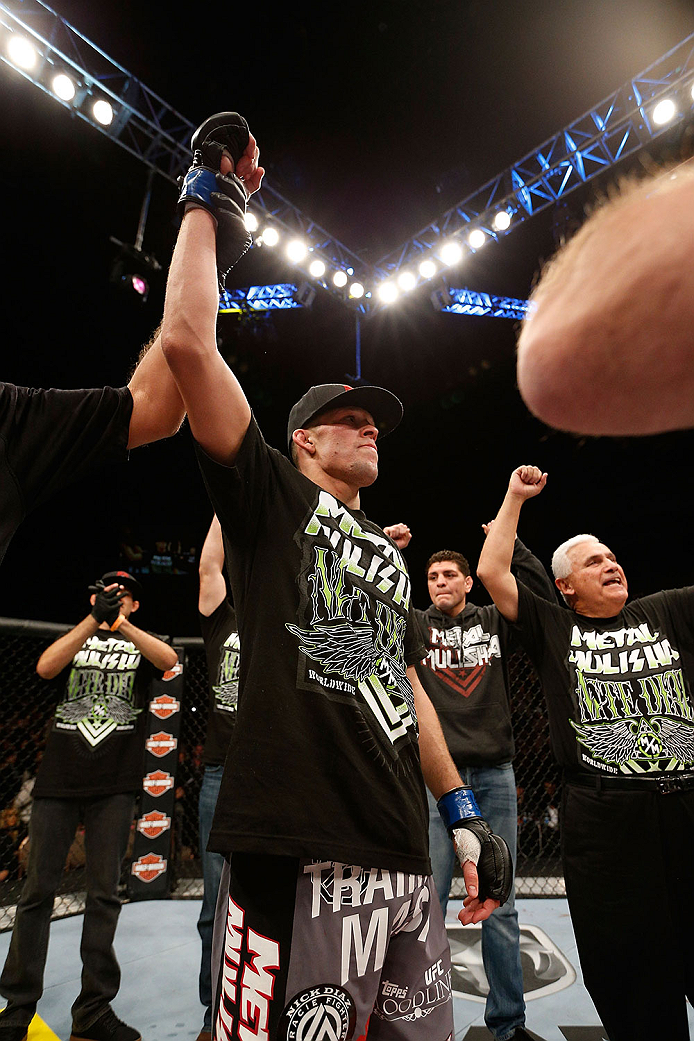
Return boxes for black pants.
[0,793,135,1032]
[562,783,694,1041]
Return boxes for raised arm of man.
[126,327,186,448]
[36,583,178,678]
[161,126,264,466]
[477,466,547,622]
[198,514,227,617]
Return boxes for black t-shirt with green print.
[196,418,429,873]
[200,599,240,766]
[34,631,158,797]
[514,580,694,777]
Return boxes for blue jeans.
[428,763,525,1041]
[197,765,226,1034]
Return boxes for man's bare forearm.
[127,327,186,448]
[116,621,178,671]
[161,208,251,465]
[37,616,100,679]
[410,667,461,798]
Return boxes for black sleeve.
[194,416,295,547]
[2,383,132,513]
[511,538,556,603]
[511,580,562,668]
[642,587,694,642]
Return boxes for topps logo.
[143,770,174,797]
[131,853,167,883]
[137,811,171,839]
[146,731,177,757]
[149,694,180,719]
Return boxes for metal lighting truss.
[0,0,368,309]
[219,284,302,313]
[371,30,694,312]
[2,0,693,318]
[438,289,529,321]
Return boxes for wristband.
[437,786,482,832]
[178,167,217,212]
[110,614,126,631]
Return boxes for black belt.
[564,771,694,795]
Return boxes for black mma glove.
[89,580,124,627]
[437,786,513,904]
[178,111,253,288]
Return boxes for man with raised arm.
[0,571,178,1041]
[477,464,694,1041]
[160,112,512,1041]
[0,326,185,569]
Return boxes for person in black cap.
[159,114,512,1041]
[0,572,178,1041]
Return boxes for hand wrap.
[437,786,513,904]
[89,580,124,627]
[178,111,253,287]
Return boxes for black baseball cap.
[100,570,143,600]
[286,383,403,455]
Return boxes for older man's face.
[558,541,628,617]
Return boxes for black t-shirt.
[34,631,159,798]
[0,383,133,566]
[415,539,555,767]
[196,418,429,873]
[200,599,240,766]
[515,581,694,777]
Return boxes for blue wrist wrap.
[437,786,481,832]
[178,167,217,210]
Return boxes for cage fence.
[0,620,562,932]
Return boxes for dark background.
[2,0,694,634]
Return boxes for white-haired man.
[477,465,694,1041]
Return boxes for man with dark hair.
[159,112,512,1040]
[478,464,694,1041]
[196,515,240,1041]
[385,528,554,1041]
[0,327,185,570]
[0,572,178,1041]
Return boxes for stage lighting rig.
[109,238,161,304]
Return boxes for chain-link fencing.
[0,618,562,932]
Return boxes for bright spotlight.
[262,226,279,247]
[378,282,398,304]
[349,282,365,299]
[398,271,416,292]
[7,34,38,70]
[333,270,348,288]
[93,99,114,126]
[286,239,308,263]
[441,241,463,266]
[52,73,76,101]
[244,211,258,232]
[652,98,677,126]
[419,259,436,279]
[309,259,326,278]
[469,229,486,249]
[493,211,511,231]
